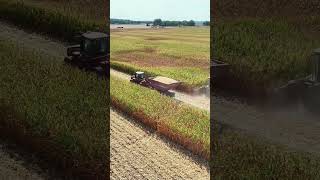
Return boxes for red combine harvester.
[64,32,109,77]
[130,72,180,97]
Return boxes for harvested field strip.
[112,33,209,42]
[110,61,209,88]
[112,28,209,35]
[110,109,209,179]
[0,40,108,178]
[213,18,319,93]
[0,0,106,42]
[110,76,210,158]
[211,127,320,179]
[111,28,210,88]
[113,51,208,69]
[111,32,210,59]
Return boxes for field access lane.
[0,22,65,59]
[213,95,320,155]
[110,109,209,179]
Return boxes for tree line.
[111,18,210,26]
[111,19,152,24]
[152,19,195,26]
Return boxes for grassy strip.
[213,18,319,93]
[110,76,210,158]
[211,125,320,179]
[0,0,107,42]
[0,40,108,178]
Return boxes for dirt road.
[213,94,320,154]
[0,21,65,58]
[110,109,209,179]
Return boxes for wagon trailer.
[130,72,181,97]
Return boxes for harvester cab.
[131,71,145,83]
[64,32,109,76]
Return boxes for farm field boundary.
[110,76,210,159]
[0,40,108,179]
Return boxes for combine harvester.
[64,32,109,77]
[130,72,181,97]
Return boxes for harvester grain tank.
[64,32,109,77]
[130,72,180,97]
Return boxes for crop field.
[0,0,107,41]
[111,28,210,87]
[110,76,210,158]
[0,40,108,176]
[211,124,320,179]
[213,17,320,93]
[212,1,320,177]
[18,0,107,25]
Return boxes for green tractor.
[64,32,109,77]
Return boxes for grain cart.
[64,32,109,77]
[130,72,180,97]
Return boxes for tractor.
[130,71,180,97]
[64,32,109,77]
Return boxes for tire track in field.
[110,109,209,180]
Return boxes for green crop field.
[16,0,107,25]
[213,17,320,92]
[211,124,320,179]
[0,0,107,41]
[111,28,210,88]
[0,39,108,174]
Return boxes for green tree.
[153,19,162,26]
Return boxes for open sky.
[111,0,210,21]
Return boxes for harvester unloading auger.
[64,32,109,77]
